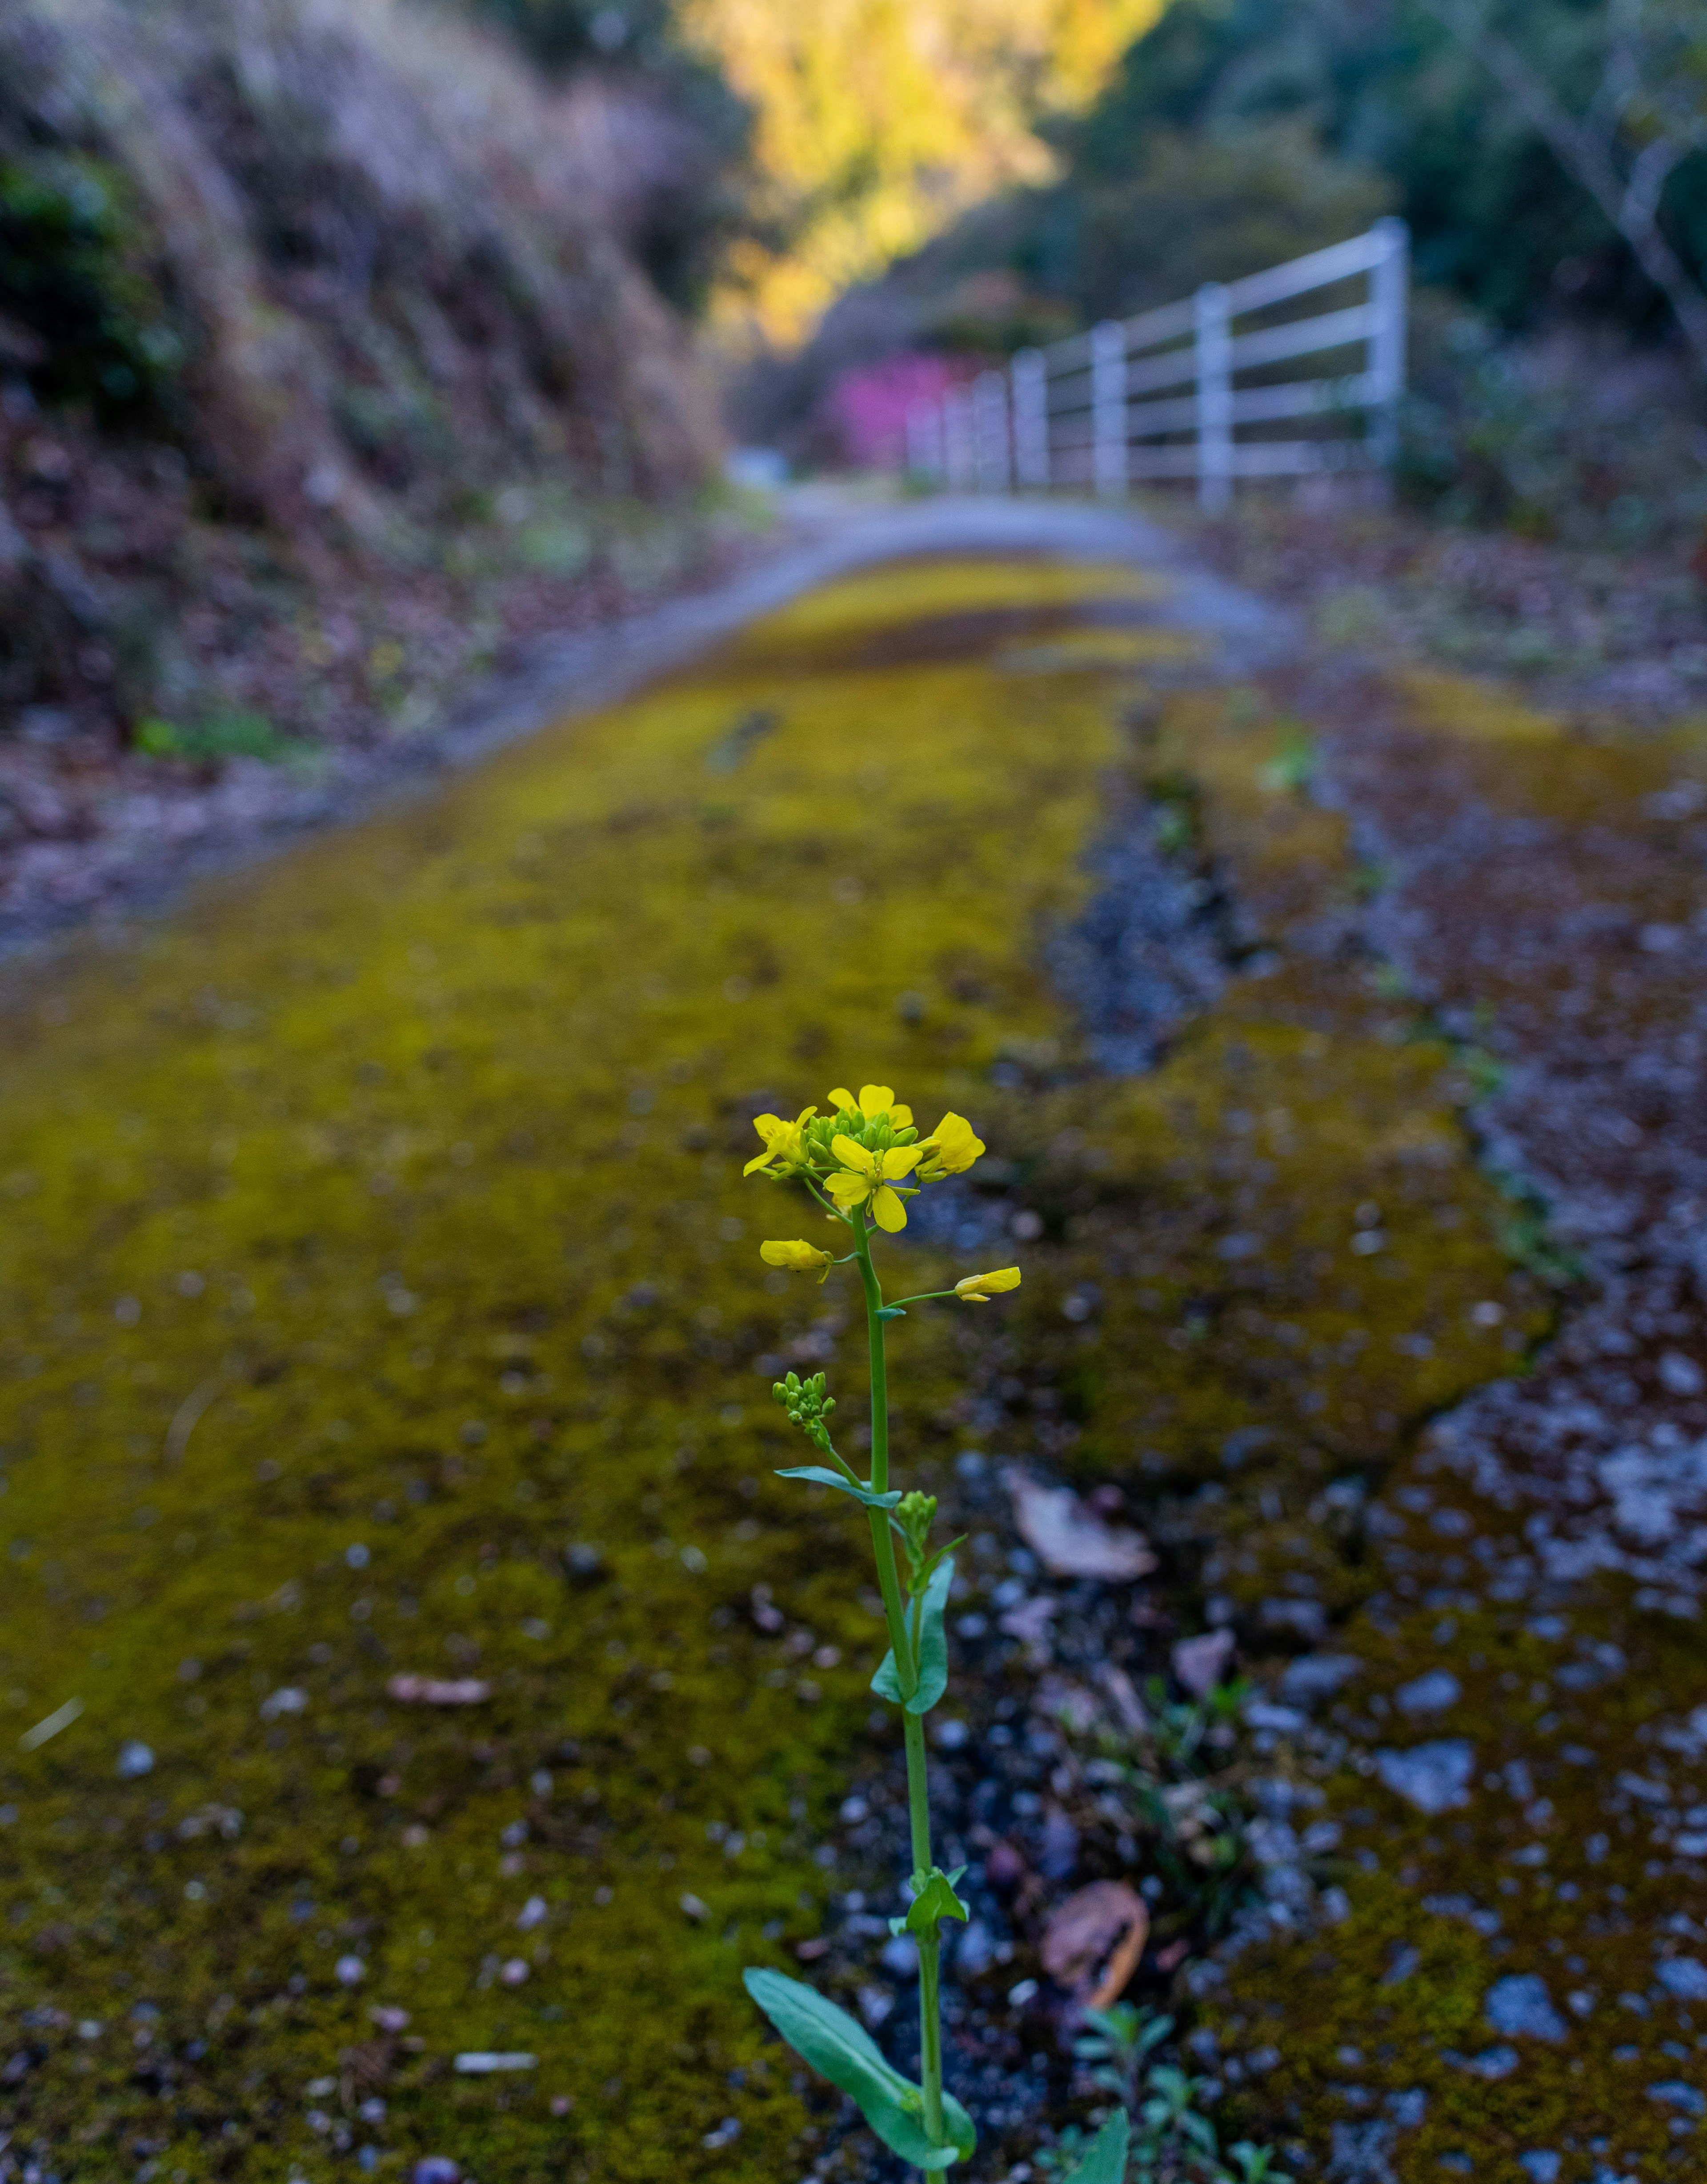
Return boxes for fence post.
[1091,320,1126,499]
[906,397,945,484]
[1194,283,1232,514]
[974,369,1011,492]
[943,385,976,490]
[1011,348,1049,489]
[1369,216,1409,475]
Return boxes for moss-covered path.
[0,529,1703,2184]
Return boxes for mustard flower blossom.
[918,1112,985,1178]
[744,1105,817,1176]
[829,1083,913,1127]
[824,1136,922,1231]
[760,1239,833,1280]
[954,1266,1022,1302]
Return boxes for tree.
[1420,0,1707,368]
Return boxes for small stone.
[335,1956,366,1986]
[1245,1700,1307,1733]
[1649,2081,1707,2116]
[880,1936,919,1980]
[116,1740,155,1780]
[516,1896,547,1931]
[1657,1957,1707,2000]
[1172,1630,1234,1697]
[1467,2044,1520,2078]
[857,1986,894,2028]
[1381,1944,1421,1988]
[1485,1975,1566,2042]
[499,1958,529,1986]
[1518,2156,1561,2183]
[1375,1741,1474,1814]
[412,2160,460,2184]
[933,1718,970,1751]
[1395,1671,1461,1715]
[1279,1654,1362,1705]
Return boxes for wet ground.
[0,531,1703,2184]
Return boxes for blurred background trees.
[0,0,1702,776]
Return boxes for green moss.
[0,558,1684,2180]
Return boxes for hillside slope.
[0,0,728,920]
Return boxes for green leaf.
[743,1968,976,2169]
[901,1866,970,1938]
[875,1305,908,1320]
[1059,2108,1129,2184]
[775,1466,903,1509]
[870,1553,954,1712]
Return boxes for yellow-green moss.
[0,556,1680,2182]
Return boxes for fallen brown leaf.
[1039,1879,1150,2010]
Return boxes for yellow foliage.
[681,0,1166,344]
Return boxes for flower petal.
[858,1084,897,1117]
[831,1133,877,1175]
[828,1087,857,1112]
[872,1185,909,1232]
[888,1105,914,1128]
[824,1170,871,1205]
[878,1145,923,1180]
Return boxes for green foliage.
[0,150,186,414]
[741,1970,976,2169]
[870,1552,954,1713]
[1059,2108,1130,2184]
[134,708,311,766]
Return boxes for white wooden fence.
[904,218,1408,511]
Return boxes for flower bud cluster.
[771,1369,836,1455]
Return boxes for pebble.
[1656,1957,1707,2000]
[1279,1654,1361,1704]
[1395,1671,1461,1715]
[1485,1975,1567,2042]
[412,2161,460,2184]
[1375,1740,1475,1814]
[335,1956,366,1986]
[1518,2157,1562,2183]
[116,1740,155,1780]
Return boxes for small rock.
[516,1896,548,1931]
[370,2006,411,2033]
[387,1675,490,1706]
[1381,1944,1421,1988]
[1518,2157,1561,2184]
[116,1741,155,1780]
[933,1718,970,1751]
[1375,1741,1475,1815]
[259,1688,307,1721]
[857,1986,893,2029]
[412,2161,460,2184]
[1280,1654,1362,1705]
[1007,1473,1156,1580]
[453,2052,536,2073]
[1245,1700,1307,1733]
[1656,1957,1707,2000]
[335,1956,366,1987]
[1464,2044,1520,2078]
[880,1936,919,1980]
[499,1959,529,1986]
[1485,1975,1566,2041]
[1172,1630,1234,1696]
[1395,1671,1461,1715]
[1648,2081,1707,2116]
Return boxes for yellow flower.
[954,1266,1022,1302]
[760,1240,834,1280]
[744,1105,816,1176]
[918,1112,984,1178]
[828,1083,914,1128]
[823,1135,922,1231]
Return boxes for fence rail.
[904,217,1408,510]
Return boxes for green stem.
[853,1212,946,2156]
